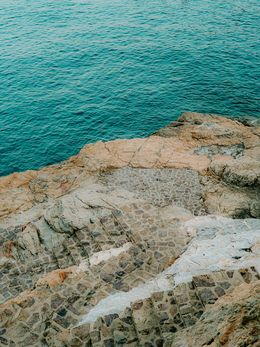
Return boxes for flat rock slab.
[101,168,206,215]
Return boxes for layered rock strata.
[0,112,259,346]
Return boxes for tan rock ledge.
[0,112,259,347]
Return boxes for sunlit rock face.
[0,112,259,346]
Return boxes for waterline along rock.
[0,112,259,346]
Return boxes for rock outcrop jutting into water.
[0,112,259,347]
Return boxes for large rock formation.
[0,112,259,346]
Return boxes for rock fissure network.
[0,112,259,346]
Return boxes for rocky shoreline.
[0,112,259,346]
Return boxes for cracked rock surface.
[0,112,259,346]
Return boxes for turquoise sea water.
[0,0,259,176]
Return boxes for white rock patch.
[75,242,133,274]
[79,216,260,325]
[89,242,132,266]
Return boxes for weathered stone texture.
[0,112,259,346]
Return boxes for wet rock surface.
[0,112,259,346]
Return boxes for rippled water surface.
[0,0,259,176]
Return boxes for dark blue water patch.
[0,0,259,176]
